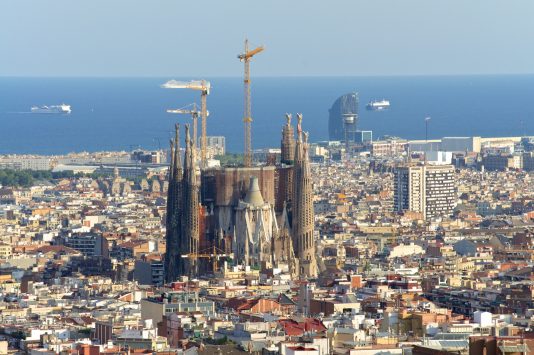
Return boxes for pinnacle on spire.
[294,114,305,163]
[185,123,191,147]
[297,113,303,139]
[302,131,310,160]
[174,124,182,174]
[184,123,196,185]
[285,113,292,127]
[183,124,190,170]
[280,112,296,167]
[169,138,175,181]
[175,123,180,157]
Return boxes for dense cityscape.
[2,2,534,355]
[1,91,534,354]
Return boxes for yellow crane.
[238,39,264,167]
[166,103,208,153]
[162,80,211,167]
[181,245,229,274]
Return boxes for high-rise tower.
[181,124,200,277]
[165,124,183,283]
[394,164,456,220]
[291,114,317,278]
[328,93,359,141]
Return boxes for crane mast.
[243,45,252,167]
[238,39,264,167]
[200,83,208,167]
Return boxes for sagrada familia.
[164,114,318,282]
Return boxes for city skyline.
[2,2,534,354]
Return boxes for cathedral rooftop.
[244,176,265,207]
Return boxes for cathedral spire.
[169,139,175,182]
[295,113,304,163]
[291,114,317,278]
[183,124,191,172]
[277,113,296,213]
[173,123,182,177]
[297,113,303,138]
[181,124,200,277]
[165,123,184,283]
[281,113,295,165]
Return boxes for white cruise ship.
[31,104,71,114]
[366,99,390,111]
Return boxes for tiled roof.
[278,318,327,336]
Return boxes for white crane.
[166,103,210,153]
[162,80,211,167]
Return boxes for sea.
[0,75,533,155]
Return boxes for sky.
[2,0,534,77]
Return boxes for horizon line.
[2,72,534,79]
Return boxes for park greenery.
[0,169,76,187]
[0,168,164,188]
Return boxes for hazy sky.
[2,0,534,77]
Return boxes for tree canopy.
[0,169,75,187]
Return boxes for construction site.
[163,40,320,282]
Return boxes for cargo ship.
[31,104,71,114]
[366,99,390,111]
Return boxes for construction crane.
[166,103,209,152]
[162,80,211,167]
[181,245,229,274]
[238,39,264,167]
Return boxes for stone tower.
[281,113,295,165]
[291,114,317,278]
[276,113,295,212]
[181,124,200,277]
[165,124,183,283]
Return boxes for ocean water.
[0,75,533,155]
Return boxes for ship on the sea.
[31,104,71,114]
[366,99,390,111]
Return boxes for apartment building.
[394,164,456,219]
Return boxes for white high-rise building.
[394,164,456,220]
[206,136,226,156]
